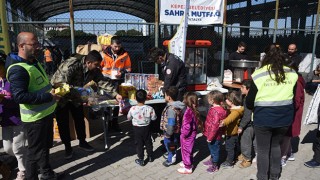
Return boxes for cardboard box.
[54,108,103,141]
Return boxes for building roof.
[9,0,318,22]
[17,0,154,22]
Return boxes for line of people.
[0,31,318,180]
[128,44,308,180]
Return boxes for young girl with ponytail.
[177,92,202,174]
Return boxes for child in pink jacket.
[177,92,201,174]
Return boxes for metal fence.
[4,0,320,77]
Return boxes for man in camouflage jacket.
[51,50,122,159]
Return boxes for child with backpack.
[160,86,185,167]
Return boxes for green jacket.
[51,54,118,107]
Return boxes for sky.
[47,10,143,35]
[45,0,316,36]
[48,10,141,21]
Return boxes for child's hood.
[230,106,245,116]
[168,101,185,110]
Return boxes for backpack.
[51,54,84,86]
[160,105,183,134]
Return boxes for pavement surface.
[2,93,320,180]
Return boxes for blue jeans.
[164,133,179,163]
[207,140,221,163]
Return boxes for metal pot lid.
[229,60,260,68]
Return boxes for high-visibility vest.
[101,51,131,78]
[7,62,57,122]
[252,65,298,107]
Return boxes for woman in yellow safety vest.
[246,44,298,180]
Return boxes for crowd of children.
[127,83,267,175]
[120,44,304,179]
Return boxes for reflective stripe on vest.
[7,62,57,122]
[252,68,294,81]
[254,99,293,106]
[20,101,56,115]
[252,65,298,107]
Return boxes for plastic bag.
[304,84,320,125]
[73,87,95,102]
[97,33,114,46]
[223,69,233,84]
[207,77,223,91]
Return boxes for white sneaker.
[252,153,257,163]
[179,162,185,168]
[288,153,295,161]
[16,171,25,180]
[177,167,192,174]
[172,154,176,164]
[281,158,287,167]
[252,157,257,163]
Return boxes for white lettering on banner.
[165,10,185,16]
[160,0,225,25]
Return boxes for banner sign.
[168,0,190,61]
[160,0,224,25]
[0,2,10,54]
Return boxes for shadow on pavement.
[52,132,135,179]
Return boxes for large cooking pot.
[229,60,260,68]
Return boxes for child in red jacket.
[203,90,228,174]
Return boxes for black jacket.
[162,53,187,92]
[5,53,53,105]
[284,53,302,67]
[229,51,248,60]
